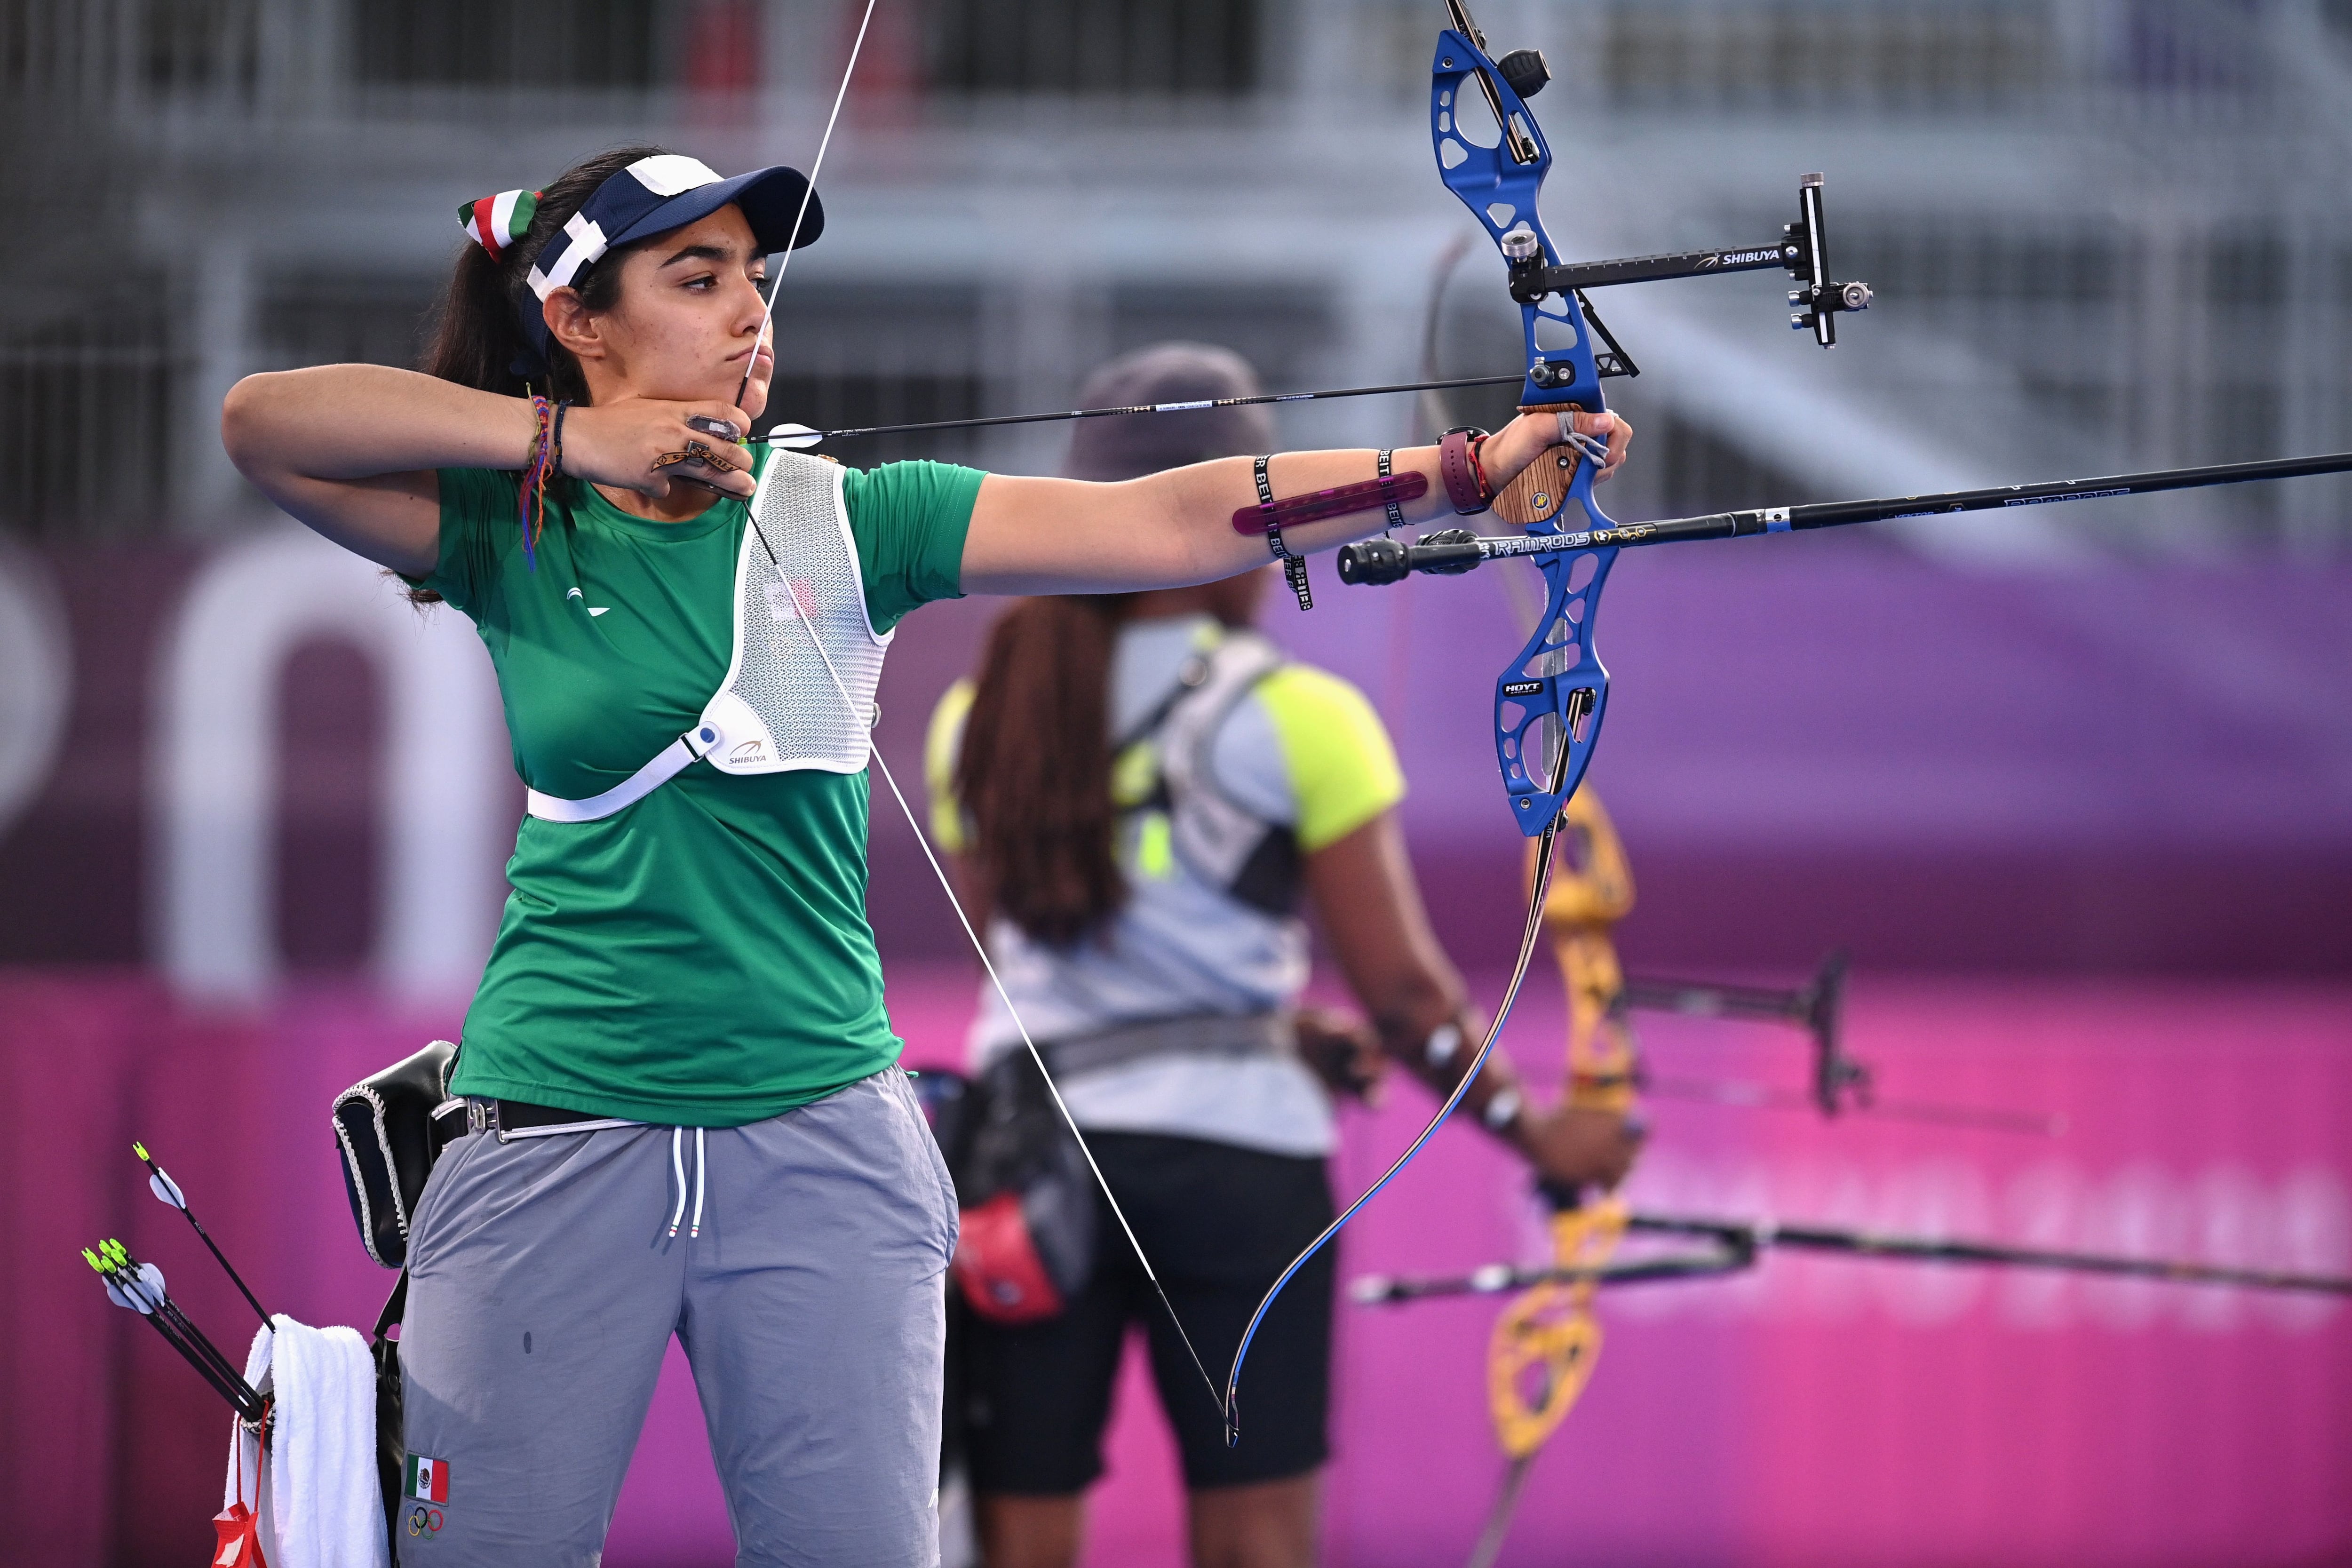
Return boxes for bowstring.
[1217,748,1576,1444]
[773,539,1226,1413]
[759,447,1568,1446]
[732,0,1227,1420]
[741,0,1569,1441]
[733,0,877,412]
[789,563,1572,1446]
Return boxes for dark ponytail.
[400,144,669,602]
[955,595,1135,947]
[418,142,672,401]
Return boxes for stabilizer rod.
[1337,449,2352,583]
[1351,1211,2352,1304]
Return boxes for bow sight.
[1435,0,1870,401]
[1504,173,1875,386]
[1424,0,1895,836]
[1351,7,2352,853]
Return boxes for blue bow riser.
[1432,27,1621,834]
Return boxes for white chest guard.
[525,452,890,823]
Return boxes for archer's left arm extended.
[959,408,1628,596]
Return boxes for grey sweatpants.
[397,1067,957,1567]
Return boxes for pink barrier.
[5,968,2346,1566]
[1315,979,2352,1568]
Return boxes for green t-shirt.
[414,456,982,1125]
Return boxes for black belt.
[498,1098,601,1131]
[462,1098,625,1137]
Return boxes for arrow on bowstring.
[134,1141,273,1330]
[1350,1212,2352,1304]
[746,373,1528,448]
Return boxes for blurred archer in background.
[928,343,1642,1568]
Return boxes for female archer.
[220,146,1630,1565]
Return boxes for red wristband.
[1439,428,1492,515]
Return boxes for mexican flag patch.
[404,1452,450,1502]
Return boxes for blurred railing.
[10,0,2347,123]
[0,0,338,112]
[2,0,2349,552]
[0,317,179,541]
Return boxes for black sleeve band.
[1253,454,1314,612]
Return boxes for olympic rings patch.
[407,1504,444,1536]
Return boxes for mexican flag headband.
[459,188,540,264]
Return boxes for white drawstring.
[667,1128,689,1238]
[667,1126,709,1241]
[691,1127,707,1239]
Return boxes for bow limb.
[1219,743,1578,1443]
[1466,792,1641,1562]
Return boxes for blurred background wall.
[1,1,2348,1564]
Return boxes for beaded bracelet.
[518,394,556,569]
[1466,433,1495,506]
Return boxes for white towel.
[225,1317,390,1568]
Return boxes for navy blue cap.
[520,154,822,361]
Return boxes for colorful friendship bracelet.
[518,394,557,569]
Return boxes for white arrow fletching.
[766,424,824,449]
[149,1168,186,1209]
[104,1261,167,1313]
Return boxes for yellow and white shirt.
[926,613,1404,1156]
